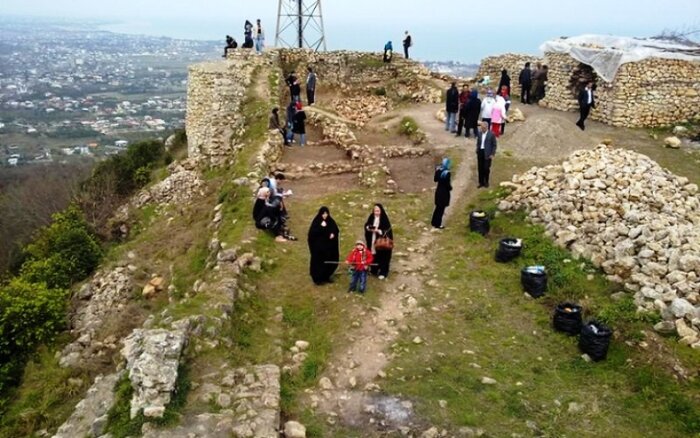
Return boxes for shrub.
[0,279,67,395]
[398,116,426,144]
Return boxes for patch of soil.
[355,127,411,147]
[279,144,349,166]
[284,173,359,201]
[387,155,436,193]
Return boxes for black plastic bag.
[469,211,490,236]
[579,320,613,361]
[495,237,522,263]
[521,266,547,298]
[553,302,583,335]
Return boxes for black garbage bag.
[495,237,522,262]
[521,266,547,298]
[579,320,613,361]
[553,302,583,335]
[469,210,490,236]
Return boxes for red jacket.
[346,247,373,271]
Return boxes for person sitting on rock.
[223,35,238,57]
[269,107,289,146]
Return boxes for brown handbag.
[374,228,394,251]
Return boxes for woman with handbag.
[364,204,393,280]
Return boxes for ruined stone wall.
[186,51,268,165]
[476,53,542,91]
[539,52,700,128]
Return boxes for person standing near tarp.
[518,62,532,104]
[445,82,459,133]
[306,66,317,105]
[576,81,595,130]
[254,19,265,54]
[383,41,393,63]
[431,158,452,229]
[402,31,412,59]
[364,204,393,280]
[476,121,497,188]
[308,206,340,285]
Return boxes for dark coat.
[434,169,452,207]
[293,110,306,134]
[307,207,340,284]
[498,72,511,92]
[465,96,482,127]
[364,207,393,250]
[290,82,301,97]
[578,88,595,108]
[518,67,532,85]
[475,130,497,157]
[446,86,459,113]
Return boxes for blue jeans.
[445,112,457,132]
[349,269,367,293]
[255,36,264,53]
[297,133,306,146]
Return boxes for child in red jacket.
[346,240,374,293]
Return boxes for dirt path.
[309,103,474,431]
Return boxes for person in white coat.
[480,89,496,130]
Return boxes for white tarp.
[540,34,700,82]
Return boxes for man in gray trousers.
[475,121,497,188]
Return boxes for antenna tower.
[275,0,327,51]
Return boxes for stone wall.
[476,53,542,92]
[539,52,700,127]
[186,51,268,166]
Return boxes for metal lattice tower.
[275,0,327,51]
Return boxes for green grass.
[380,190,700,437]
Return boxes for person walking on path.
[292,101,307,146]
[480,89,496,130]
[402,31,412,59]
[498,69,510,96]
[476,121,497,188]
[254,19,265,53]
[308,206,340,285]
[464,89,481,138]
[383,41,393,63]
[518,62,532,104]
[306,66,317,105]
[269,107,289,146]
[576,81,595,130]
[346,240,374,294]
[445,82,459,133]
[431,158,453,229]
[364,204,393,280]
[456,84,470,137]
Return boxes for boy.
[346,240,374,293]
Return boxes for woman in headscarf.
[307,206,340,285]
[431,158,452,229]
[253,178,270,223]
[364,203,393,279]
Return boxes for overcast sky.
[3,0,699,62]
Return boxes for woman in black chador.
[431,158,452,228]
[307,206,340,285]
[364,203,393,279]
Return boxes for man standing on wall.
[475,121,497,188]
[255,19,265,54]
[306,66,317,106]
[518,62,532,104]
[402,31,412,59]
[576,81,595,130]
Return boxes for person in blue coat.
[383,41,393,63]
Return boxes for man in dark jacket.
[306,66,317,105]
[402,31,412,59]
[576,81,595,130]
[445,82,459,133]
[475,121,497,188]
[518,62,532,104]
[464,89,481,138]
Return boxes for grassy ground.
[380,188,700,437]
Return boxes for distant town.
[0,17,477,168]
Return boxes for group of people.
[253,173,296,242]
[223,19,265,57]
[446,81,511,140]
[383,31,413,63]
[267,67,318,147]
[517,62,548,105]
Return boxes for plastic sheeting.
[540,34,700,82]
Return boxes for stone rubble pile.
[121,323,190,418]
[60,266,134,368]
[51,372,123,438]
[499,145,700,346]
[133,158,205,209]
[332,95,390,127]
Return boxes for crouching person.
[346,240,373,294]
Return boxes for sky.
[2,0,699,63]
